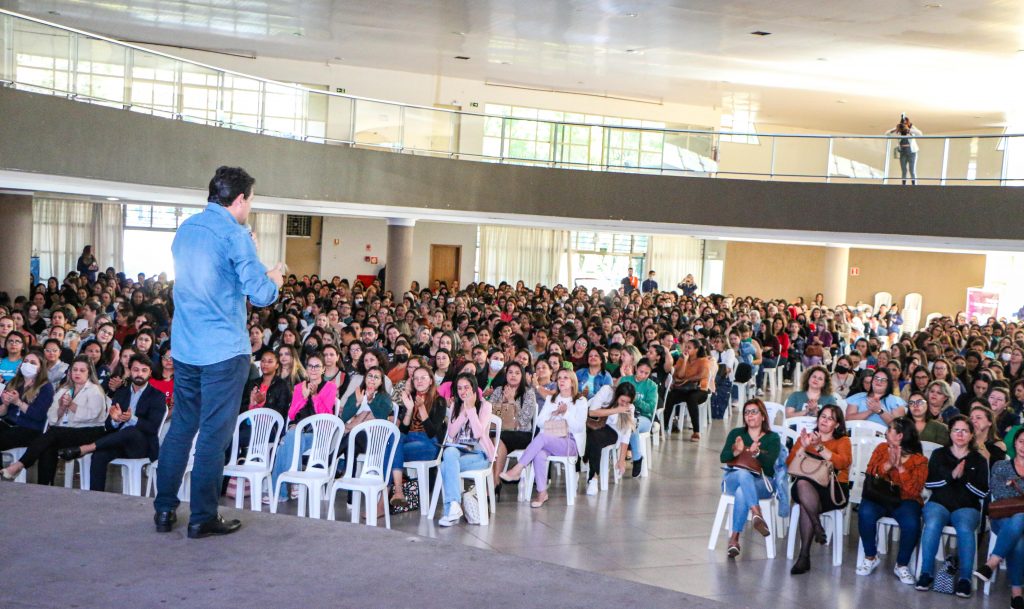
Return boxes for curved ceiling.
[1,1,1020,133]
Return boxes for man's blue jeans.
[919,502,980,580]
[154,354,250,525]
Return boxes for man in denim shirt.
[154,166,283,538]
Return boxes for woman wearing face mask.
[387,340,413,384]
[479,348,506,399]
[1,356,106,483]
[831,355,855,398]
[0,350,54,454]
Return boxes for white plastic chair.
[651,406,665,447]
[784,416,818,434]
[1,447,27,483]
[223,408,284,511]
[903,293,923,333]
[146,432,198,501]
[764,402,786,427]
[328,419,400,528]
[846,420,887,440]
[925,312,942,326]
[597,442,621,491]
[707,478,781,559]
[271,414,344,519]
[405,450,443,518]
[844,434,886,534]
[874,292,893,311]
[109,411,172,496]
[428,415,503,523]
[787,504,845,566]
[638,429,652,478]
[521,416,580,506]
[763,366,784,397]
[921,441,942,459]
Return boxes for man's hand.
[266,262,286,289]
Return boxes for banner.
[966,288,1000,323]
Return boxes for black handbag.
[862,473,901,510]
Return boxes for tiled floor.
[267,400,1009,609]
[51,392,1013,609]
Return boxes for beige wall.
[285,216,322,277]
[723,241,985,315]
[846,249,985,316]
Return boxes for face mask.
[393,353,409,364]
[835,365,850,374]
[489,359,504,372]
[277,323,288,332]
[1002,353,1012,362]
[575,306,585,313]
[693,325,703,332]
[955,365,966,375]
[20,362,38,379]
[447,298,454,303]
[355,299,364,306]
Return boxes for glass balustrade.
[0,9,1018,185]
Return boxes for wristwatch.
[816,444,825,452]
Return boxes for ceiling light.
[500,61,511,65]
[625,48,644,55]
[105,197,120,201]
[292,32,302,37]
[817,57,827,61]
[333,56,343,61]
[924,3,942,8]
[750,31,772,36]
[454,56,470,60]
[452,31,466,36]
[47,10,61,16]
[836,99,847,104]
[623,12,638,17]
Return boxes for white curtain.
[33,198,123,280]
[251,211,287,270]
[646,234,704,290]
[479,225,570,287]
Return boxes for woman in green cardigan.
[906,391,950,446]
[719,397,781,559]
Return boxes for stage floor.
[0,481,723,609]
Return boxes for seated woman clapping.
[915,415,988,597]
[267,353,338,504]
[787,404,851,574]
[855,417,928,583]
[1,355,106,483]
[389,365,446,508]
[719,398,782,558]
[0,349,54,455]
[974,425,1024,607]
[437,373,494,527]
[500,367,588,508]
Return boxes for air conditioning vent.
[286,215,312,237]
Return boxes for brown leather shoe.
[751,513,771,537]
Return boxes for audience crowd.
[2,265,1024,603]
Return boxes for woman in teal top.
[719,398,782,559]
[784,365,838,417]
[846,367,907,427]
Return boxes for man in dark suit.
[57,354,167,492]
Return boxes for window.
[124,204,201,230]
[720,110,759,145]
[286,215,312,237]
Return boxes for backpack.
[734,362,753,384]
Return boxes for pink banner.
[966,288,1000,323]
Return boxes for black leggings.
[583,426,619,481]
[664,388,709,433]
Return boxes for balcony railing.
[1,8,1019,185]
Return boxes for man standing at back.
[620,267,639,295]
[154,166,284,538]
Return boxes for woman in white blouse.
[500,368,588,507]
[1,356,107,484]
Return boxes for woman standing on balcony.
[886,115,923,186]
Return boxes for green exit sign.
[470,102,479,108]
[335,87,346,94]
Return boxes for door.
[429,245,461,288]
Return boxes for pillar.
[0,194,33,301]
[384,218,415,296]
[822,246,849,306]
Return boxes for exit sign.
[849,267,860,276]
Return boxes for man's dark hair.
[207,166,255,207]
[129,353,153,371]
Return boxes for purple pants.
[519,432,578,492]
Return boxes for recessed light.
[924,3,942,8]
[500,61,511,65]
[454,56,470,60]
[333,56,343,61]
[623,12,638,17]
[106,197,120,201]
[452,31,466,36]
[836,99,847,104]
[292,32,303,37]
[47,10,61,16]
[817,57,827,61]
[750,31,772,36]
[625,48,644,54]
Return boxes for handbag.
[461,487,481,525]
[543,417,569,437]
[726,449,763,476]
[932,557,957,594]
[586,414,608,430]
[389,479,420,515]
[862,473,902,510]
[788,450,848,506]
[492,400,518,431]
[989,478,1024,519]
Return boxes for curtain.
[479,225,570,287]
[33,198,123,280]
[251,211,287,270]
[646,234,704,290]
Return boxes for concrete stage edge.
[0,483,729,609]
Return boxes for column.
[822,245,849,306]
[385,218,415,296]
[0,194,33,301]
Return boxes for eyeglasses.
[743,409,761,416]
[871,377,888,384]
[908,399,927,407]
[307,364,323,370]
[950,428,971,435]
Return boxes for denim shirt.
[170,203,278,365]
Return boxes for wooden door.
[429,245,461,288]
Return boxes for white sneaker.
[894,565,916,585]
[586,478,599,496]
[856,556,880,576]
[439,502,463,527]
